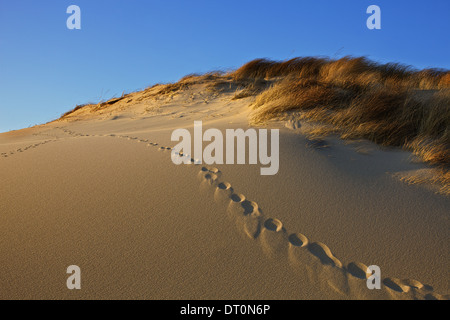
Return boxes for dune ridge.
[59,56,450,194]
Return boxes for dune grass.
[229,57,449,168]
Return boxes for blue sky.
[0,0,449,133]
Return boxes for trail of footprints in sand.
[0,139,58,158]
[198,167,447,300]
[44,127,449,299]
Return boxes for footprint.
[203,172,218,184]
[241,200,258,215]
[383,277,411,293]
[208,167,220,174]
[346,262,369,279]
[400,279,427,291]
[288,233,309,247]
[198,167,221,183]
[179,154,194,164]
[214,182,233,204]
[227,193,246,215]
[198,168,219,191]
[287,232,310,267]
[288,233,318,280]
[179,153,192,163]
[235,200,262,239]
[397,279,434,300]
[308,242,342,268]
[290,241,348,296]
[242,209,262,239]
[345,262,374,299]
[260,218,288,257]
[171,151,193,164]
[264,218,283,232]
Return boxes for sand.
[0,83,448,300]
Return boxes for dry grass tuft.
[395,168,450,195]
[237,56,449,194]
[61,103,94,118]
[242,57,449,165]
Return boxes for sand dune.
[0,77,449,300]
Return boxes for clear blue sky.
[0,0,449,133]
